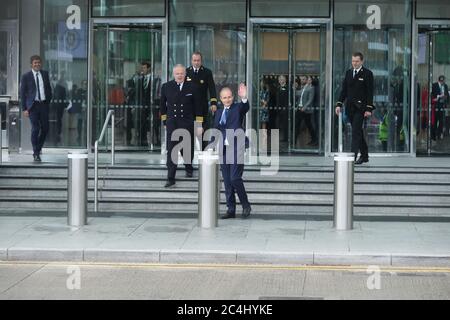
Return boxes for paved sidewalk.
[0,214,449,267]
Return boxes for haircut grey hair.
[173,64,186,72]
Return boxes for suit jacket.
[20,70,52,111]
[297,84,315,113]
[431,82,449,105]
[212,101,249,152]
[186,66,217,115]
[337,67,374,113]
[160,80,203,126]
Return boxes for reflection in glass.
[92,0,165,17]
[169,0,246,103]
[417,28,450,155]
[42,0,89,148]
[333,0,411,153]
[252,25,326,154]
[93,25,162,151]
[0,31,7,96]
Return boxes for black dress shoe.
[185,171,193,178]
[164,180,175,188]
[242,207,252,218]
[33,155,41,162]
[355,157,368,165]
[220,212,236,219]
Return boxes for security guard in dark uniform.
[186,52,217,150]
[161,64,203,188]
[335,52,375,164]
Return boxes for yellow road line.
[1,261,450,274]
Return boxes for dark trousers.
[432,103,445,140]
[166,120,194,181]
[295,111,317,142]
[29,102,49,155]
[348,109,368,159]
[220,147,250,213]
[139,105,150,146]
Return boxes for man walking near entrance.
[431,75,449,141]
[20,55,52,162]
[335,52,374,164]
[161,64,203,188]
[186,52,217,150]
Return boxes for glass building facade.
[2,0,450,159]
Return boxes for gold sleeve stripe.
[161,114,167,121]
[196,116,204,123]
[210,98,218,102]
[367,105,374,109]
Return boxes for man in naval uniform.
[160,64,203,187]
[185,52,217,150]
[335,52,375,164]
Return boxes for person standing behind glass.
[20,55,53,162]
[53,72,68,145]
[140,62,152,147]
[296,76,317,147]
[275,75,289,143]
[431,75,449,141]
[335,52,374,164]
[259,79,270,149]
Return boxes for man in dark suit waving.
[160,64,203,187]
[335,52,374,164]
[20,55,53,162]
[212,84,251,219]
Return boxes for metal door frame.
[88,17,168,154]
[0,20,19,101]
[247,18,332,159]
[412,19,450,156]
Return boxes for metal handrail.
[94,109,115,212]
[338,110,343,153]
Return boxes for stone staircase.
[1,162,450,217]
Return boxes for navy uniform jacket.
[160,80,203,127]
[20,70,52,111]
[337,67,375,113]
[213,101,249,153]
[186,66,217,115]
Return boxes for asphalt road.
[0,262,449,300]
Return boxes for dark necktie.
[353,69,357,79]
[194,69,198,75]
[36,73,42,101]
[220,108,228,125]
[177,83,182,91]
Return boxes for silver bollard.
[68,150,88,227]
[198,149,220,229]
[333,152,355,230]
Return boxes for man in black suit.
[20,55,53,162]
[335,52,374,164]
[431,75,449,140]
[160,64,203,187]
[186,52,217,150]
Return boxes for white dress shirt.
[32,69,46,102]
